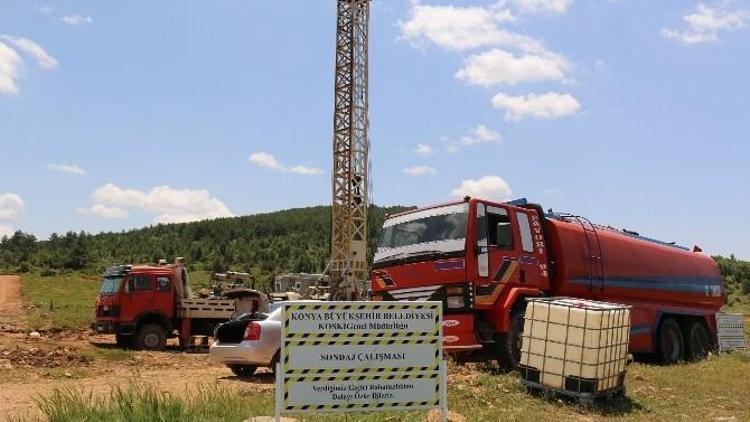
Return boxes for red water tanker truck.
[370,197,724,369]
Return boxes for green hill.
[0,205,411,286]
[2,206,749,305]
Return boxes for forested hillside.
[0,205,410,282]
[714,255,750,312]
[2,206,749,302]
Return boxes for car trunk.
[214,313,268,344]
[215,320,250,344]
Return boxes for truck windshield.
[375,203,468,263]
[99,277,123,295]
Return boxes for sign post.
[275,301,446,420]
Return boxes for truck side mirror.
[125,278,134,294]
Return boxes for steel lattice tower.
[329,0,370,301]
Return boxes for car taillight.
[243,322,262,341]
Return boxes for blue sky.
[0,0,749,259]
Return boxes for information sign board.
[275,301,446,420]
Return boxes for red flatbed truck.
[370,197,724,369]
[92,259,240,350]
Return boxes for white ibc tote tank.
[520,297,631,393]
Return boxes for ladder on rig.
[328,0,371,301]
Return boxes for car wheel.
[229,365,258,377]
[269,351,280,374]
[134,324,167,351]
[685,321,711,361]
[658,318,684,364]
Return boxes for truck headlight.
[446,296,465,309]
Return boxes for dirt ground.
[0,275,275,421]
[0,275,23,329]
[0,330,276,420]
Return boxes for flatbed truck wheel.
[657,318,685,364]
[685,321,711,361]
[134,323,167,351]
[115,334,131,349]
[495,309,525,371]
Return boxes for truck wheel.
[229,365,257,377]
[685,321,711,361]
[115,334,131,349]
[495,309,525,372]
[657,318,684,364]
[134,324,167,351]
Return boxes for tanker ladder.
[557,213,606,293]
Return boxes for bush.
[40,267,57,277]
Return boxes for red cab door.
[152,275,175,319]
[119,274,156,323]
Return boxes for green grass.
[20,273,101,330]
[33,383,271,422]
[25,353,750,422]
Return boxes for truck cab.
[371,197,549,366]
[94,264,181,350]
[94,259,255,351]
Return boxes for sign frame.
[274,301,447,421]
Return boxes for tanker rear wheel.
[657,318,684,364]
[685,321,711,361]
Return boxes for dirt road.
[0,275,23,329]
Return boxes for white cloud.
[249,152,323,176]
[0,35,58,69]
[290,165,324,175]
[0,35,57,95]
[508,0,574,15]
[399,2,550,52]
[451,176,513,201]
[447,125,502,152]
[60,15,93,25]
[491,91,580,121]
[0,41,22,94]
[662,4,749,44]
[88,184,234,224]
[415,143,434,156]
[249,152,284,171]
[0,193,25,221]
[48,163,87,176]
[403,166,437,176]
[456,48,569,86]
[77,204,129,219]
[0,225,13,238]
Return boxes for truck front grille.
[373,283,473,313]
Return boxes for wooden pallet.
[520,378,626,407]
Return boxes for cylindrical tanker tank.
[544,216,724,313]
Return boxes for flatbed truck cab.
[371,197,723,369]
[93,259,236,350]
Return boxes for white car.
[209,307,282,377]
